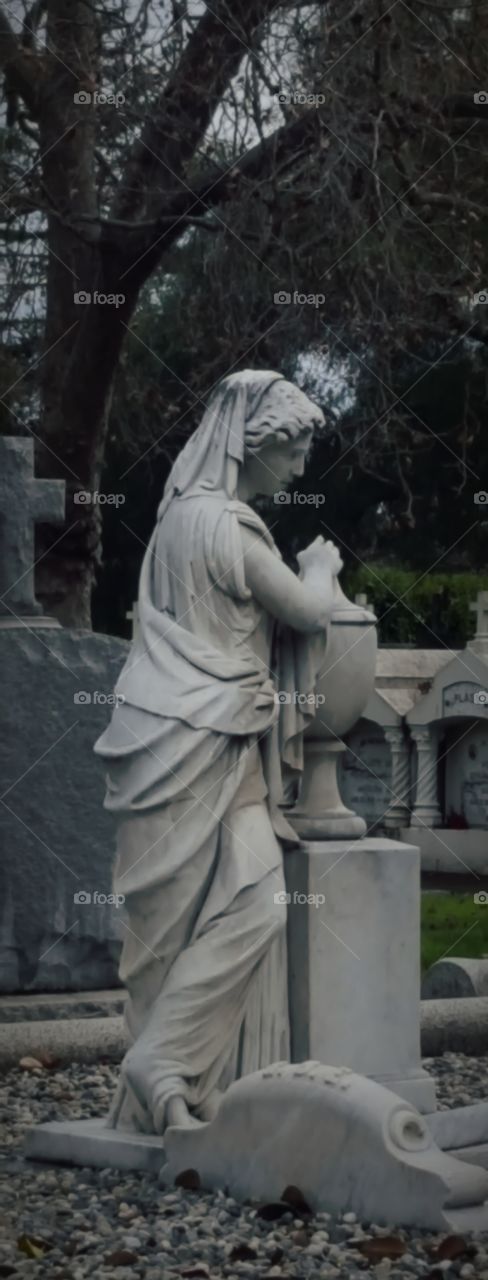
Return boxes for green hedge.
[342,567,488,648]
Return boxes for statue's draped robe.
[94,375,326,1133]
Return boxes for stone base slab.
[25,1118,165,1174]
[450,1145,488,1171]
[427,1104,488,1153]
[372,1070,436,1114]
[25,1115,488,1211]
[399,826,488,875]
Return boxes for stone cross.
[470,590,488,640]
[126,601,140,643]
[0,437,65,617]
[355,592,370,609]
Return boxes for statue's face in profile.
[245,432,314,498]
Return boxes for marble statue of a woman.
[94,369,343,1136]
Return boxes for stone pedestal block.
[285,837,436,1112]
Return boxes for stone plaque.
[463,734,488,827]
[339,726,392,828]
[442,681,485,715]
[444,724,488,828]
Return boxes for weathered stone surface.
[4,992,488,1062]
[0,625,129,992]
[285,838,436,1113]
[421,997,488,1055]
[428,1101,488,1152]
[162,1062,488,1231]
[0,437,65,616]
[401,826,488,872]
[26,1118,164,1173]
[422,958,488,1000]
[0,1014,127,1070]
[0,987,127,1023]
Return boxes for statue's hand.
[297,536,343,578]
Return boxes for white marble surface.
[428,1102,488,1151]
[163,1061,488,1231]
[400,825,488,870]
[422,958,488,1000]
[285,838,437,1113]
[91,370,345,1135]
[25,1118,164,1173]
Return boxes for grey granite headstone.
[0,437,131,992]
[0,626,129,992]
[422,957,488,1000]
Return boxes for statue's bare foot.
[165,1095,202,1130]
[198,1088,223,1122]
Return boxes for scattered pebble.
[1,1053,488,1277]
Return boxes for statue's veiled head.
[238,375,325,501]
[157,369,325,519]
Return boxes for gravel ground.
[1,1054,488,1279]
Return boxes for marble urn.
[290,581,378,838]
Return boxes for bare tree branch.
[0,3,42,113]
[112,0,285,222]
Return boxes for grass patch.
[421,892,488,974]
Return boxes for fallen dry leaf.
[104,1249,139,1266]
[174,1168,201,1190]
[256,1201,291,1221]
[281,1184,312,1215]
[230,1244,258,1262]
[17,1235,52,1259]
[37,1050,62,1070]
[429,1234,475,1261]
[357,1235,406,1261]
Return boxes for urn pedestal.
[286,580,437,1113]
[290,582,378,840]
